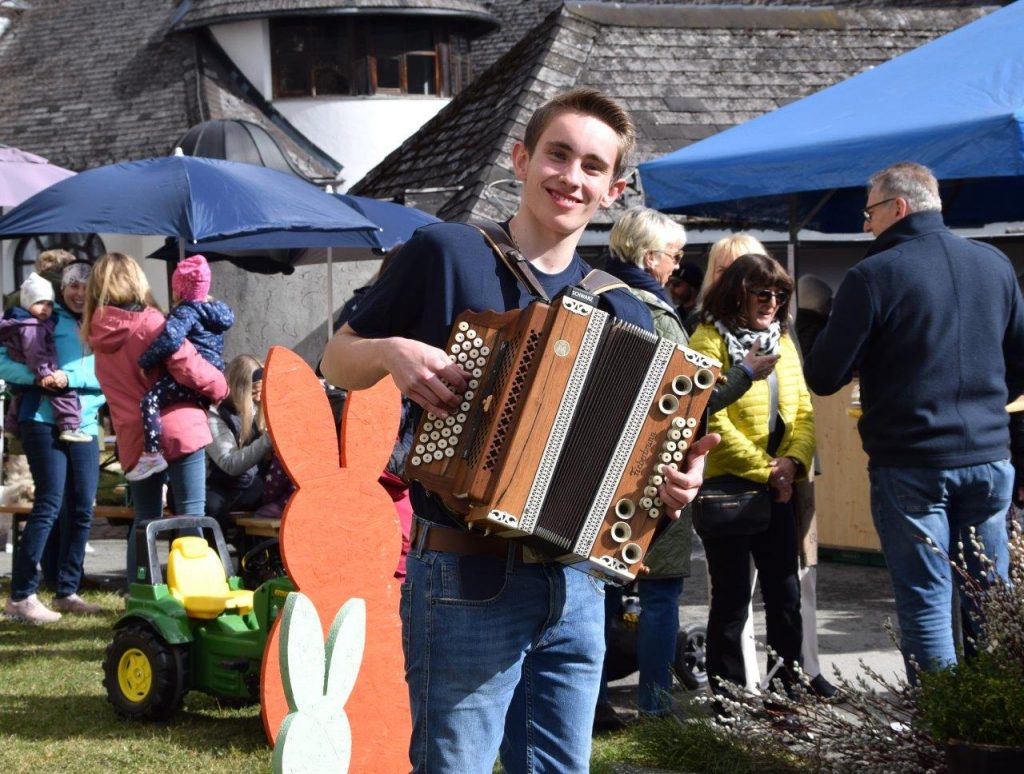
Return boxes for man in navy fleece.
[804,161,1024,682]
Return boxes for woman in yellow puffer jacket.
[688,253,815,698]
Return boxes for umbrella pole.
[326,246,334,345]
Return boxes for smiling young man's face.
[511,110,627,240]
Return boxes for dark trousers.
[141,375,203,454]
[704,500,803,694]
[205,478,264,534]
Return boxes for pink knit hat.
[172,254,211,302]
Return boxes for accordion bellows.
[406,287,721,583]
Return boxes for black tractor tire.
[674,623,708,690]
[103,623,188,721]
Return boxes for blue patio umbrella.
[169,192,439,255]
[0,154,379,244]
[142,190,439,341]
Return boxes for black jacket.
[805,210,1024,468]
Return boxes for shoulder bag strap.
[579,269,629,296]
[470,220,551,303]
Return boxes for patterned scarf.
[712,317,782,365]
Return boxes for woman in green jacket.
[595,208,775,724]
[688,253,815,698]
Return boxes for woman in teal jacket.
[2,261,106,624]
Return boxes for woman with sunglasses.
[688,253,815,701]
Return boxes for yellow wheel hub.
[117,648,153,702]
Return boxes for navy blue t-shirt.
[347,221,654,526]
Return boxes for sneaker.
[4,594,62,624]
[59,429,94,443]
[51,593,103,615]
[125,453,168,482]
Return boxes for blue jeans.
[402,528,605,773]
[11,421,99,600]
[637,576,685,714]
[869,461,1012,680]
[126,448,206,584]
[598,577,685,714]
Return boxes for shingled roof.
[0,0,339,179]
[171,0,498,32]
[351,1,992,223]
[470,0,1009,79]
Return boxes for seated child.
[128,254,234,482]
[0,272,91,442]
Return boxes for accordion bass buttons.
[694,367,716,390]
[621,543,643,565]
[614,498,636,520]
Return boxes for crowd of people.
[1,250,289,621]
[2,88,1022,774]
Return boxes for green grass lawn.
[2,580,798,774]
[0,583,271,774]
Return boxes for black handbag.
[692,475,772,538]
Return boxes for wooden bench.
[232,515,281,539]
[1,502,135,559]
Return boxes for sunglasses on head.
[747,288,789,304]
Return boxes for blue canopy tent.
[638,1,1024,235]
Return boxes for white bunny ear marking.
[324,598,367,707]
[273,711,352,774]
[279,592,327,712]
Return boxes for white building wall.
[209,20,449,190]
[210,21,273,99]
[274,98,448,190]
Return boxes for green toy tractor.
[102,516,293,720]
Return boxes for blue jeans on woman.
[402,522,606,773]
[11,421,99,600]
[598,577,685,715]
[126,448,206,585]
[869,460,1012,681]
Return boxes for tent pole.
[787,195,798,282]
[326,246,334,345]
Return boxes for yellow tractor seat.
[166,536,254,619]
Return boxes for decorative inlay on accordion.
[406,286,721,583]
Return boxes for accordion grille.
[482,330,541,471]
[534,320,659,550]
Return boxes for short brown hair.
[523,88,636,179]
[701,253,793,334]
[35,249,76,276]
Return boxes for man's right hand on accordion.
[658,431,721,514]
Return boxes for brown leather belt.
[411,519,520,560]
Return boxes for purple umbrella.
[0,146,75,208]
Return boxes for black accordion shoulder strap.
[579,269,629,296]
[470,220,551,303]
[470,220,629,302]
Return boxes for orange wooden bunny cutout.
[259,346,409,771]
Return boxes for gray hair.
[608,206,686,269]
[868,162,942,213]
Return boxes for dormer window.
[270,16,468,98]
